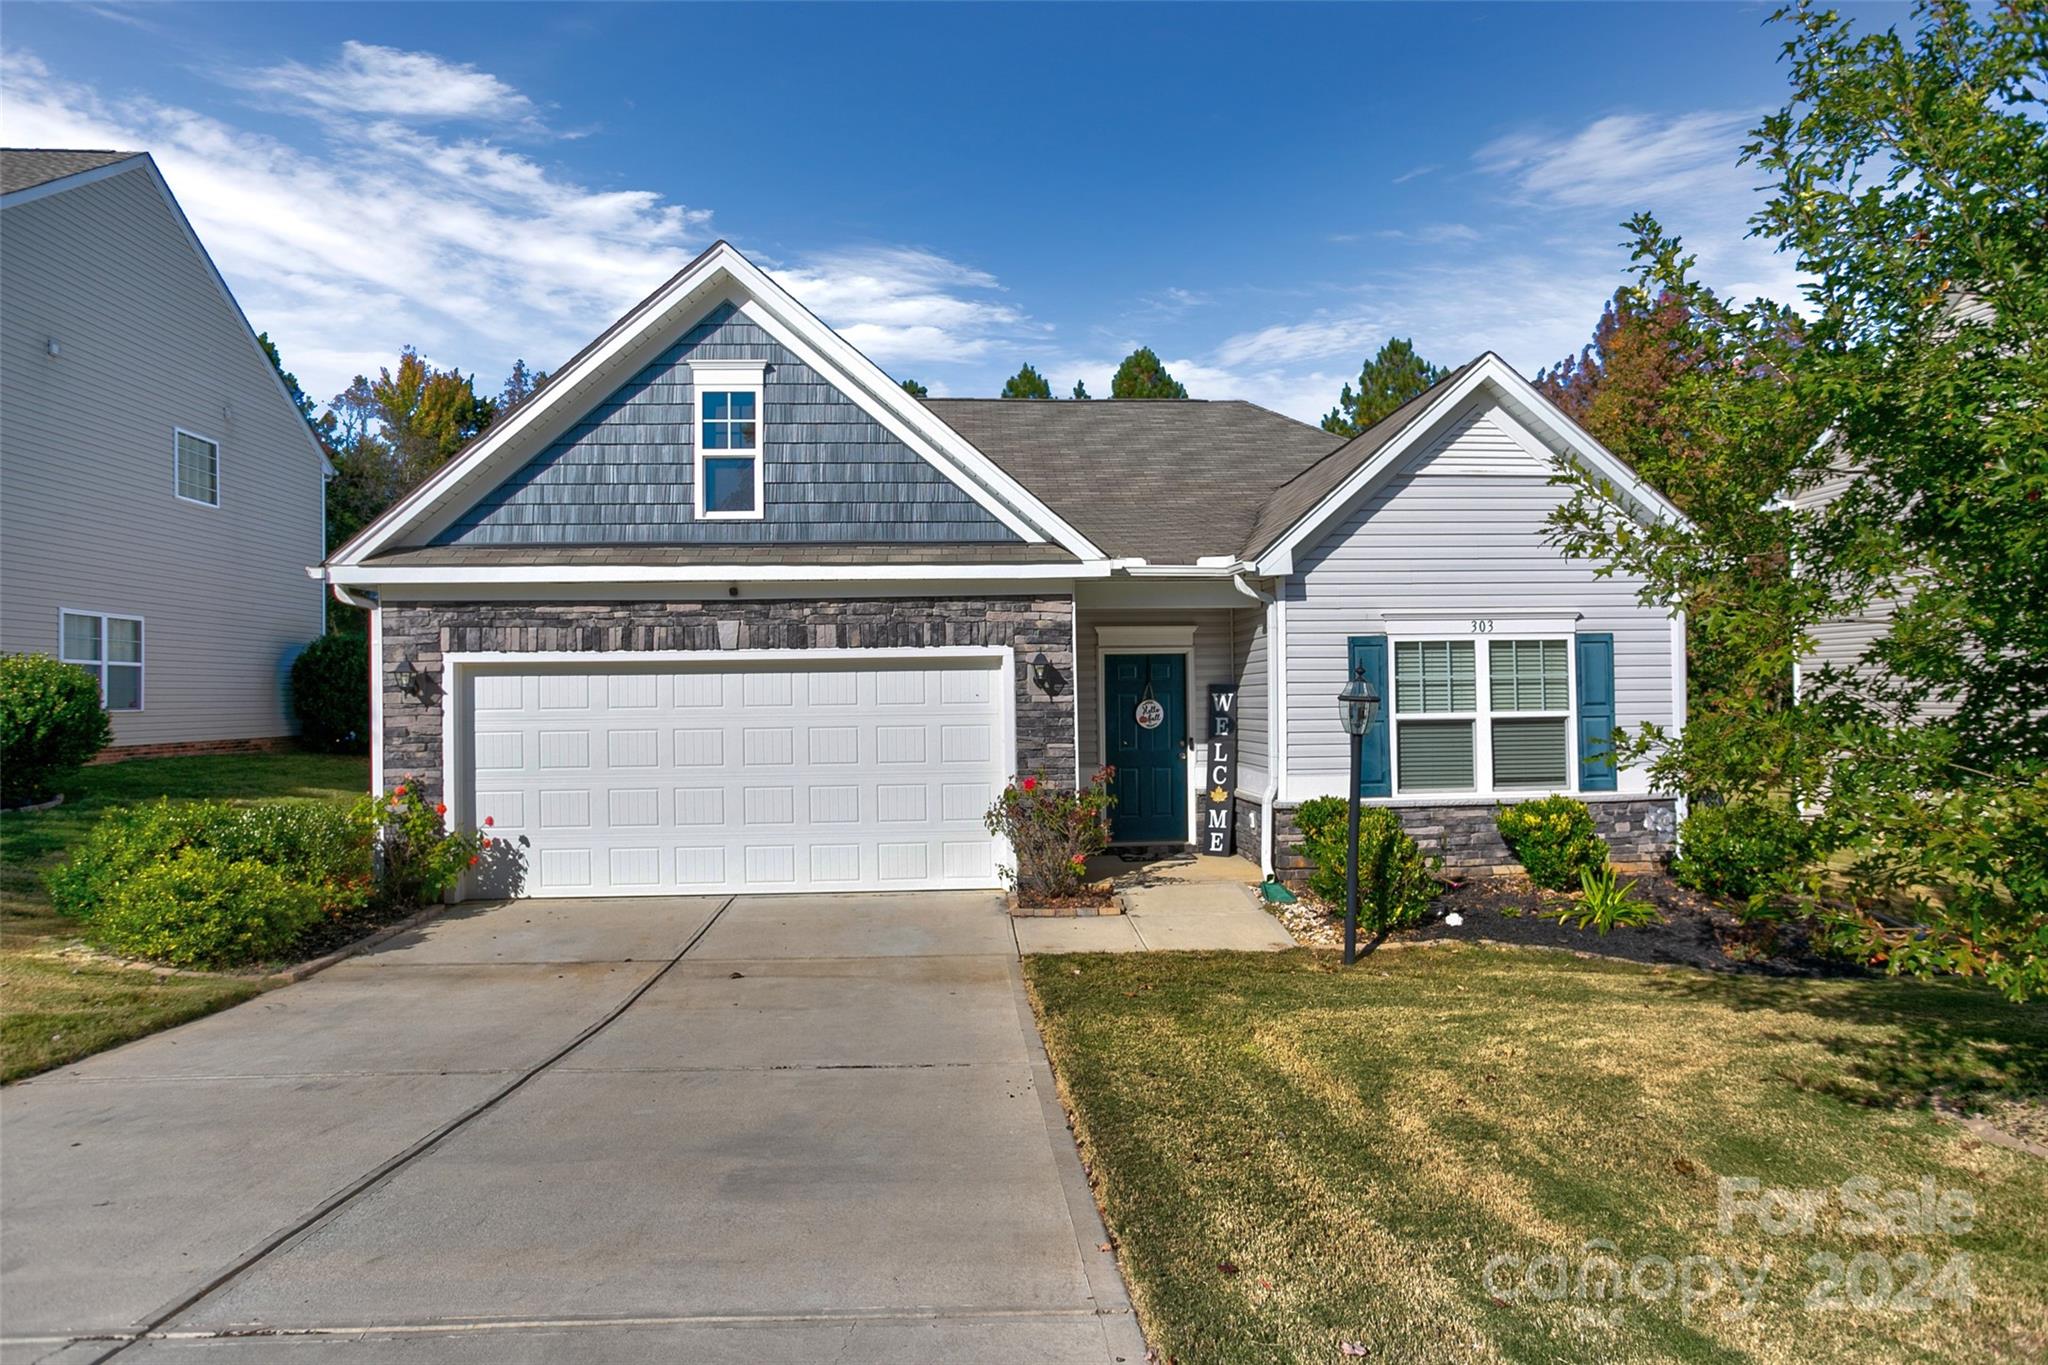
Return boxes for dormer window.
[690,360,766,520]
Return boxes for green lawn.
[0,752,369,1082]
[1026,947,2048,1364]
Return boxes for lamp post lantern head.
[1337,664,1380,738]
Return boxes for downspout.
[1233,573,1280,879]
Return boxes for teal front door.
[1104,653,1186,843]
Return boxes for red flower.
[484,816,494,827]
[435,802,448,817]
[468,856,479,867]
[1021,776,1038,792]
[394,784,408,797]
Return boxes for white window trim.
[1384,622,1578,800]
[58,608,145,712]
[689,360,767,522]
[173,426,221,508]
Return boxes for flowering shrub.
[357,781,486,910]
[1494,795,1609,890]
[984,768,1115,902]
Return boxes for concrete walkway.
[0,895,1142,1364]
[1014,878,1297,955]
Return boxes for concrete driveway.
[0,895,1142,1363]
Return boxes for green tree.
[497,358,549,416]
[257,332,317,421]
[899,377,929,398]
[1321,338,1445,437]
[1001,363,1053,399]
[1547,0,2048,1000]
[1070,379,1091,400]
[1109,347,1187,399]
[320,349,497,553]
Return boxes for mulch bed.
[289,899,437,961]
[1279,869,1867,979]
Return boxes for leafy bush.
[1545,864,1660,934]
[0,653,112,805]
[984,768,1115,902]
[291,631,369,754]
[1495,796,1609,890]
[1671,800,1814,901]
[87,848,325,968]
[365,780,487,910]
[1293,796,1443,934]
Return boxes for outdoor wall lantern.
[1030,651,1065,698]
[1335,664,1382,965]
[393,655,439,705]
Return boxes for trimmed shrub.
[1293,796,1443,933]
[0,653,112,805]
[291,631,369,754]
[87,848,324,969]
[1495,795,1609,890]
[1672,800,1815,901]
[984,768,1115,902]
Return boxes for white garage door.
[464,655,1008,897]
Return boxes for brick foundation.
[1259,795,1678,881]
[380,595,1076,805]
[89,736,299,764]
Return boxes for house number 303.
[1471,619,1494,634]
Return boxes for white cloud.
[769,247,1035,366]
[1375,223,1481,246]
[1391,163,1440,185]
[230,40,536,124]
[0,48,1030,409]
[1477,109,1762,211]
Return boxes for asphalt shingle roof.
[0,149,141,196]
[922,399,1341,563]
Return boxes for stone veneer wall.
[1251,795,1678,881]
[380,596,1075,805]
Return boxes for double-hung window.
[1389,630,1576,796]
[690,361,766,520]
[174,429,219,506]
[60,610,144,711]
[1488,638,1571,788]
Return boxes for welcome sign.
[1204,684,1237,856]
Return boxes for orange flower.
[394,784,408,797]
[435,802,447,816]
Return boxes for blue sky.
[4,2,1911,421]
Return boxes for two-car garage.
[453,651,1011,897]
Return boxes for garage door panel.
[466,659,1006,897]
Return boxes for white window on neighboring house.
[60,610,144,711]
[690,361,767,520]
[175,428,219,506]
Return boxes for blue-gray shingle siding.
[436,303,1019,545]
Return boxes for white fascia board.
[1252,354,1688,576]
[327,560,1109,588]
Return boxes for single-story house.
[320,241,1685,898]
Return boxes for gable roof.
[332,241,1105,566]
[2,149,331,478]
[924,399,1339,564]
[1248,352,1689,574]
[0,148,141,197]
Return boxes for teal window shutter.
[1348,635,1391,798]
[1575,632,1617,791]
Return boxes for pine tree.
[1070,380,1091,400]
[498,359,550,415]
[1109,347,1187,399]
[1320,339,1444,436]
[1001,363,1053,399]
[899,377,930,397]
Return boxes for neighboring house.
[0,150,329,755]
[322,241,1685,898]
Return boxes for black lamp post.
[1336,664,1382,965]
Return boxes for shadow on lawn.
[1643,969,2048,1113]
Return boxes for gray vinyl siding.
[1076,609,1239,771]
[0,166,325,745]
[438,302,1017,546]
[1233,604,1269,785]
[1282,403,1674,792]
